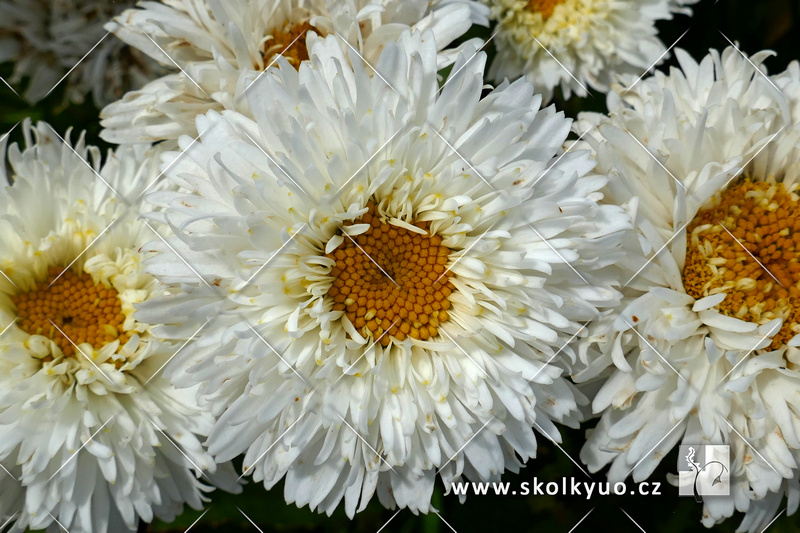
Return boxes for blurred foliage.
[4,1,800,532]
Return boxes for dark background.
[1,0,799,531]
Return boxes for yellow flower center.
[12,266,129,356]
[527,0,567,19]
[264,20,314,68]
[327,202,454,346]
[683,179,800,349]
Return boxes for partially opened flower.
[0,0,162,105]
[99,0,489,145]
[576,47,800,530]
[0,121,237,533]
[137,29,631,516]
[484,0,698,101]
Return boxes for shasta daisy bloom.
[484,0,698,102]
[575,47,800,530]
[98,0,489,145]
[0,121,237,533]
[137,29,631,516]
[0,0,162,106]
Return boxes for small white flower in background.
[99,0,490,145]
[575,47,800,531]
[484,0,698,102]
[136,28,631,517]
[0,121,238,533]
[0,0,163,106]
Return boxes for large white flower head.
[484,0,698,102]
[575,47,800,530]
[0,122,237,533]
[99,0,489,145]
[0,0,162,105]
[138,28,632,517]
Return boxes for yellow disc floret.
[527,0,567,20]
[683,178,800,349]
[12,266,129,356]
[327,202,455,346]
[264,20,313,68]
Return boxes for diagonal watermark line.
[0,76,19,98]
[440,418,493,470]
[335,34,401,97]
[760,508,785,533]
[428,126,493,189]
[238,413,306,482]
[623,319,687,382]
[143,219,213,290]
[184,507,211,533]
[43,32,109,101]
[245,322,309,385]
[530,125,595,190]
[146,416,209,479]
[531,35,590,96]
[49,320,113,382]
[48,417,114,481]
[376,509,401,533]
[438,27,502,95]
[719,32,783,96]
[625,419,684,479]
[623,29,690,94]
[717,320,781,386]
[568,508,595,533]
[237,507,265,533]
[138,128,206,200]
[44,124,124,200]
[47,512,70,533]
[625,130,685,191]
[242,224,307,288]
[624,221,690,287]
[338,414,397,473]
[0,268,19,290]
[620,508,647,533]
[343,231,399,287]
[532,419,591,478]
[334,128,405,198]
[527,222,589,285]
[434,223,496,285]
[145,34,208,96]
[721,128,784,191]
[0,513,18,532]
[722,419,780,475]
[0,461,17,482]
[238,128,311,198]
[0,121,20,145]
[335,318,400,384]
[0,317,19,341]
[716,221,784,288]
[435,512,459,533]
[48,218,120,288]
[242,27,310,96]
[529,322,589,383]
[145,317,213,385]
[438,327,489,379]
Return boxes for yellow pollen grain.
[683,178,800,349]
[264,20,314,68]
[327,202,455,346]
[12,266,129,356]
[527,0,567,19]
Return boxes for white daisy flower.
[575,47,800,530]
[0,0,163,106]
[0,121,238,533]
[484,0,698,101]
[137,29,632,517]
[98,0,489,145]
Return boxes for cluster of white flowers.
[2,0,799,532]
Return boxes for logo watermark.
[678,445,730,502]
